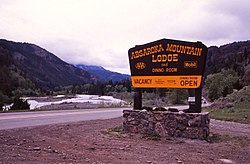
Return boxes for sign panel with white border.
[128,38,208,88]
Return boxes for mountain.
[205,40,250,86]
[0,39,98,89]
[76,64,130,82]
[1,38,249,91]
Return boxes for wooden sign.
[128,38,208,88]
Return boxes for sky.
[0,0,250,74]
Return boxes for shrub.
[10,97,30,110]
[205,69,239,101]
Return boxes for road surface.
[0,108,128,130]
[0,103,211,130]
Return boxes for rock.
[154,107,167,111]
[90,147,95,150]
[142,106,153,111]
[155,122,165,137]
[188,116,201,127]
[225,103,234,108]
[33,147,41,151]
[129,126,138,133]
[53,149,59,153]
[127,116,135,122]
[244,115,248,119]
[125,145,131,148]
[154,113,164,121]
[130,120,139,125]
[123,110,131,117]
[168,108,179,112]
[219,159,234,163]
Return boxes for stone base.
[123,110,210,140]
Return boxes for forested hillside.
[0,46,38,104]
[206,41,250,85]
[0,39,99,107]
[204,40,250,101]
[0,39,98,89]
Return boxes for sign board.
[128,38,208,88]
[188,97,195,103]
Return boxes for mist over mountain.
[76,64,130,82]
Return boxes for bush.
[10,97,30,110]
[205,69,239,101]
[0,91,10,102]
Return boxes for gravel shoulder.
[210,119,250,139]
[0,117,250,164]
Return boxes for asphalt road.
[0,103,211,130]
[0,108,128,130]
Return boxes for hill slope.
[76,64,130,82]
[206,40,250,85]
[0,39,98,89]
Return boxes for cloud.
[0,0,249,74]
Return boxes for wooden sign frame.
[128,38,208,112]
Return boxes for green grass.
[101,125,130,138]
[204,102,250,124]
[141,133,162,141]
[1,109,30,113]
[108,125,124,133]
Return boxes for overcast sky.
[0,0,249,74]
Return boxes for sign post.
[128,38,207,112]
[195,88,202,113]
[134,88,142,110]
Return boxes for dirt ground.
[0,117,250,164]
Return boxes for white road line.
[0,109,122,120]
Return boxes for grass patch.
[108,125,124,133]
[101,125,128,138]
[207,132,250,147]
[203,102,250,124]
[1,109,30,113]
[141,133,161,141]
